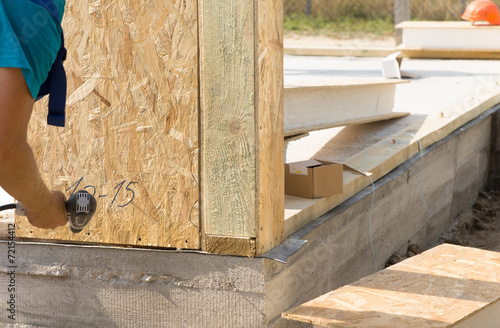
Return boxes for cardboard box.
[285,159,370,199]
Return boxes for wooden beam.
[256,0,285,255]
[399,47,500,60]
[199,0,284,256]
[199,0,257,241]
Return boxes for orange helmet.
[461,0,500,25]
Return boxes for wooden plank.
[17,0,200,248]
[256,0,285,255]
[283,244,500,327]
[396,21,500,29]
[399,48,500,60]
[284,80,409,137]
[199,0,284,256]
[199,0,257,239]
[205,235,256,257]
[285,86,500,237]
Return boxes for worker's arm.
[0,67,66,229]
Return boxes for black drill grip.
[66,190,97,233]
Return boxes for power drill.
[64,190,97,233]
[7,190,97,233]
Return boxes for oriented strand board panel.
[16,0,200,248]
[283,244,500,327]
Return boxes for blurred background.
[283,0,500,46]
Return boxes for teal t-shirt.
[0,0,66,99]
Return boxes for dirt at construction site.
[284,32,395,48]
[440,189,500,253]
[386,189,500,267]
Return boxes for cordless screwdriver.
[0,190,97,233]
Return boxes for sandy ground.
[440,189,500,253]
[284,32,396,48]
[388,188,500,266]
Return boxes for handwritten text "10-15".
[66,178,138,208]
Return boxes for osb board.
[16,0,200,249]
[283,244,500,327]
[256,0,285,254]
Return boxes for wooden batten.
[199,0,285,256]
[256,0,285,255]
[17,0,201,249]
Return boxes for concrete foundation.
[0,109,494,327]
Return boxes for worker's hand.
[25,190,67,229]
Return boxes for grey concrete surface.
[0,244,265,328]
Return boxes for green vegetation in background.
[283,0,500,36]
[284,13,394,37]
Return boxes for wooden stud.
[256,0,285,255]
[199,0,258,242]
[199,0,284,256]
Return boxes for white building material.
[284,80,409,137]
[397,21,500,55]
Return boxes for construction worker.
[0,0,67,229]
